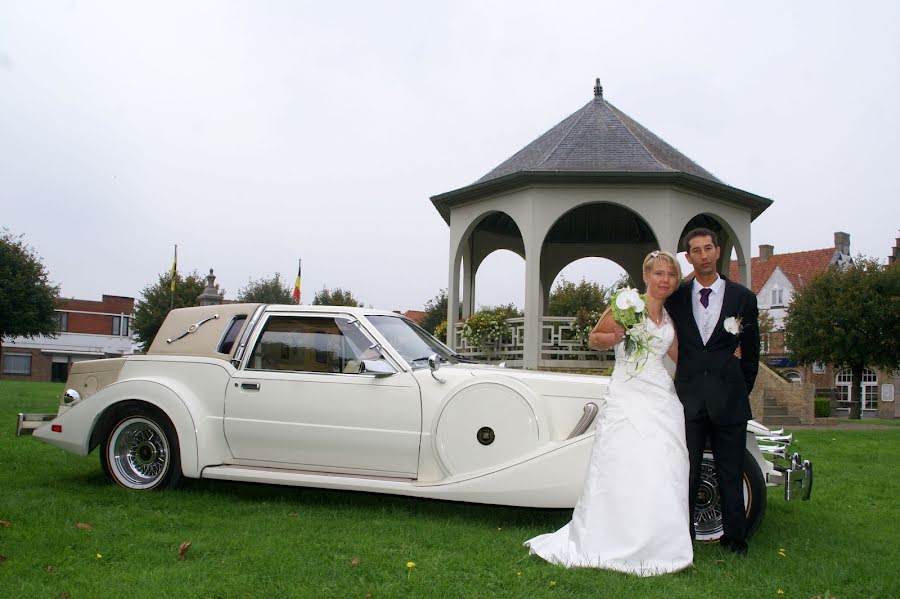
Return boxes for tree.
[420,289,448,338]
[0,230,60,377]
[237,273,294,304]
[132,271,205,352]
[547,277,611,317]
[312,286,364,307]
[784,257,900,419]
[758,310,775,355]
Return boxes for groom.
[666,228,760,557]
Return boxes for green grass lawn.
[1,380,898,598]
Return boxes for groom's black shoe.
[720,536,748,557]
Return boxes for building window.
[56,311,68,332]
[112,315,131,337]
[2,353,32,375]
[835,368,878,410]
[784,371,801,383]
[771,287,784,307]
[760,334,770,354]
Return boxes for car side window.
[247,316,367,374]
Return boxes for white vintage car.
[22,303,812,540]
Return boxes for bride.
[525,250,693,576]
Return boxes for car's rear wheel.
[100,405,182,490]
[693,449,767,541]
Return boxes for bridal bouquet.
[610,287,655,371]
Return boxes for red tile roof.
[729,248,836,294]
[402,310,427,324]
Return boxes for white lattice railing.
[454,316,614,369]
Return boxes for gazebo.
[431,79,772,369]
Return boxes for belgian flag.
[292,259,301,304]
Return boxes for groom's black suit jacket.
[665,275,760,425]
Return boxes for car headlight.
[63,388,82,406]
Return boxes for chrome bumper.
[16,413,56,436]
[755,430,814,501]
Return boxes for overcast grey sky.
[2,1,898,311]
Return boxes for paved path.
[789,422,899,431]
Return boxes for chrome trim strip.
[232,305,267,367]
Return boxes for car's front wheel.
[693,449,767,541]
[101,405,182,490]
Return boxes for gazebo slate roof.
[431,81,772,223]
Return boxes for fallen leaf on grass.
[0,521,11,527]
[350,557,360,567]
[0,555,7,561]
[60,593,71,599]
[178,541,192,561]
[364,593,372,599]
[74,523,94,530]
[46,565,57,573]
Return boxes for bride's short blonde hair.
[642,250,682,281]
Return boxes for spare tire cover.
[434,382,540,475]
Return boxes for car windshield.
[365,315,460,368]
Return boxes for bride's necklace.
[647,309,664,326]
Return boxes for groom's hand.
[734,346,742,359]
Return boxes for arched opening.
[473,249,525,311]
[548,257,628,316]
[784,371,801,384]
[542,203,659,312]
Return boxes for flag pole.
[169,244,178,311]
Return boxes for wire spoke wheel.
[107,416,171,489]
[693,449,767,542]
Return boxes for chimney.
[834,232,850,255]
[759,244,774,261]
[890,231,899,265]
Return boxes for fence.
[454,316,614,369]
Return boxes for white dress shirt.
[692,275,725,345]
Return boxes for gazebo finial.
[593,77,603,99]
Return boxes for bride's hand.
[612,325,626,344]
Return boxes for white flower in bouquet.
[609,287,656,373]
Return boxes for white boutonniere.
[724,316,743,336]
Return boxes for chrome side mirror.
[428,354,445,383]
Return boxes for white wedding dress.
[525,312,693,576]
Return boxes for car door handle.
[241,382,261,391]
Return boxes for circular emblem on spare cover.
[477,427,495,445]
[434,382,539,475]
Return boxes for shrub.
[815,397,832,418]
[461,310,510,352]
[433,320,448,343]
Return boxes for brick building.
[730,232,898,418]
[1,294,135,383]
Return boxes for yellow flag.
[169,245,178,292]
